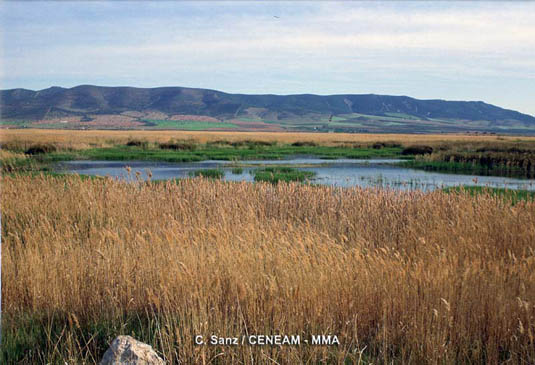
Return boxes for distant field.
[384,112,422,120]
[142,119,238,130]
[0,120,29,126]
[243,111,527,134]
[3,107,534,134]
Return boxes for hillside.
[1,85,534,133]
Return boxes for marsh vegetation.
[2,174,535,363]
[2,130,535,363]
[3,130,535,179]
[252,166,316,184]
[188,168,224,179]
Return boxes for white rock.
[100,335,165,365]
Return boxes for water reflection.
[56,159,535,191]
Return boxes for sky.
[1,1,534,116]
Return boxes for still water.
[56,158,535,191]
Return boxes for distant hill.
[1,85,534,134]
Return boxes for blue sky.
[1,1,534,115]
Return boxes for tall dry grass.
[0,150,35,173]
[2,129,535,151]
[2,174,535,363]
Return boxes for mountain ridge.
[1,85,534,133]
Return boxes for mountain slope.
[1,85,534,133]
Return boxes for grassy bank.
[2,174,535,363]
[443,185,535,204]
[401,159,534,178]
[48,143,403,162]
[402,148,535,179]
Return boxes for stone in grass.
[100,335,165,365]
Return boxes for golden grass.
[0,149,27,160]
[2,129,535,151]
[2,174,535,363]
[0,149,34,173]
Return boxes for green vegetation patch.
[43,144,404,163]
[401,160,532,179]
[443,186,535,205]
[0,120,31,126]
[142,119,238,130]
[253,166,316,184]
[188,169,224,179]
[236,117,262,122]
[1,312,165,364]
[347,113,417,122]
[384,112,421,120]
[0,157,37,173]
[405,149,535,179]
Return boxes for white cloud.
[1,1,534,114]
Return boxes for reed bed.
[0,150,35,173]
[415,150,535,178]
[3,129,534,151]
[2,174,535,364]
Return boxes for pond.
[56,158,535,191]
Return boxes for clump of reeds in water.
[253,166,315,183]
[188,168,224,179]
